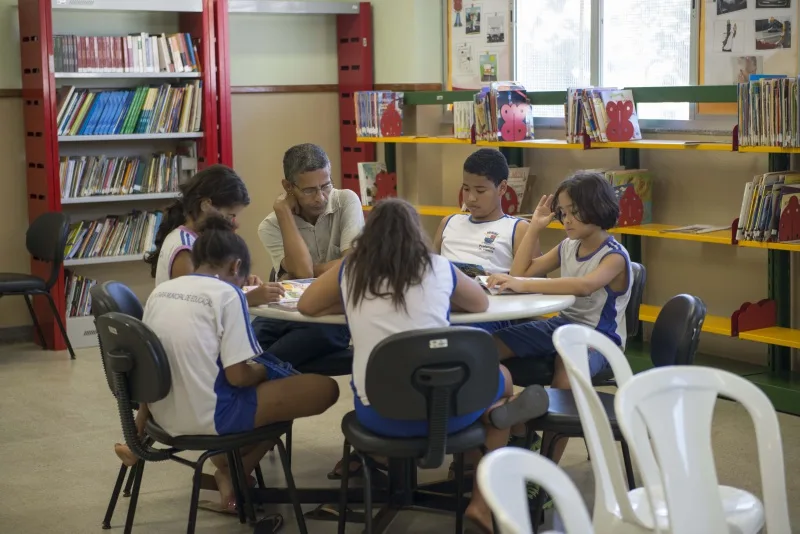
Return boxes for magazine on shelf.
[244,278,315,310]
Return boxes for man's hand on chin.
[274,192,300,216]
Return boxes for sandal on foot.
[303,503,365,523]
[197,498,238,515]
[253,513,284,533]
[489,385,549,430]
[327,453,389,480]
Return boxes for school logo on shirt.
[479,231,499,253]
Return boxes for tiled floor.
[1,343,799,533]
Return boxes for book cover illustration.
[453,262,488,278]
[356,162,387,206]
[600,89,642,142]
[375,171,398,201]
[379,91,404,137]
[495,86,534,142]
[606,169,652,226]
[778,187,800,242]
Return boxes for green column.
[384,142,397,174]
[500,147,524,167]
[768,153,791,373]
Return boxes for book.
[736,171,800,242]
[660,225,731,234]
[453,262,488,278]
[605,169,653,226]
[353,91,404,138]
[57,82,203,136]
[738,77,800,148]
[458,167,532,216]
[255,278,316,310]
[475,275,541,295]
[453,101,474,139]
[64,271,97,317]
[356,162,387,206]
[53,33,200,74]
[473,81,534,142]
[64,210,163,260]
[566,87,616,143]
[59,146,195,199]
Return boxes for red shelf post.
[337,3,375,196]
[212,0,233,167]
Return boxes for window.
[515,0,694,120]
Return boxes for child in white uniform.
[144,216,339,512]
[299,199,549,532]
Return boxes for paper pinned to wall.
[448,0,513,90]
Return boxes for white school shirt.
[340,254,457,406]
[558,236,632,347]
[257,189,365,276]
[440,214,522,274]
[143,274,262,436]
[155,225,197,287]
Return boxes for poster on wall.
[449,0,513,90]
[703,0,797,86]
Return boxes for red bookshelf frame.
[18,0,220,350]
[213,0,234,167]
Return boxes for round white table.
[249,293,576,323]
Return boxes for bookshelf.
[360,85,800,414]
[19,0,220,351]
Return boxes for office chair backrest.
[91,281,144,394]
[616,366,790,534]
[96,311,174,462]
[365,327,500,469]
[26,211,69,290]
[626,262,646,338]
[650,294,706,367]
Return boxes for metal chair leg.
[43,291,76,359]
[232,449,257,524]
[187,451,215,534]
[102,463,128,529]
[359,451,373,534]
[275,438,308,534]
[227,451,247,525]
[23,294,46,349]
[123,465,136,497]
[254,464,266,489]
[123,460,145,534]
[285,425,293,466]
[620,439,636,489]
[337,441,351,534]
[454,452,466,534]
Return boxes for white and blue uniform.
[495,236,631,376]
[339,254,505,437]
[440,214,522,274]
[155,225,197,287]
[144,274,262,436]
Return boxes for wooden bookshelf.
[18,0,219,351]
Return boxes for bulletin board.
[447,0,513,90]
[700,0,799,114]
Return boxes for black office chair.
[504,262,646,387]
[0,211,75,358]
[336,327,501,534]
[96,311,306,534]
[528,292,707,533]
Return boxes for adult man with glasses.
[254,143,364,366]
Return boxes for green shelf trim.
[403,85,738,106]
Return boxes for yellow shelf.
[362,204,465,217]
[737,240,800,252]
[739,327,800,349]
[476,139,588,150]
[610,224,733,244]
[639,304,732,336]
[356,136,471,145]
[738,146,800,154]
[597,140,733,151]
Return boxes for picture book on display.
[736,171,800,242]
[738,77,800,147]
[357,162,398,206]
[458,167,533,216]
[473,81,534,142]
[566,88,642,144]
[246,279,315,311]
[353,91,404,138]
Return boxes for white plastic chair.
[552,324,657,534]
[615,366,791,534]
[478,447,594,534]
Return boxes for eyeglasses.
[294,182,333,197]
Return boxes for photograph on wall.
[486,12,505,43]
[756,0,791,8]
[466,6,481,35]
[735,56,763,82]
[479,52,498,81]
[715,19,744,52]
[755,17,792,49]
[453,0,463,26]
[718,0,748,15]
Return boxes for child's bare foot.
[465,503,494,533]
[214,467,236,513]
[114,443,138,467]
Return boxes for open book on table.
[244,278,315,310]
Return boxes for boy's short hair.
[463,148,509,186]
[552,172,619,230]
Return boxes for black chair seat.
[296,348,353,376]
[145,418,292,451]
[530,388,621,438]
[503,356,555,387]
[0,273,46,293]
[340,411,486,458]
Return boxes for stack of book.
[57,82,203,136]
[60,150,193,199]
[453,101,474,139]
[737,77,799,148]
[736,171,800,242]
[353,91,404,137]
[566,87,642,144]
[65,210,163,260]
[473,81,534,142]
[65,271,96,318]
[53,33,200,74]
